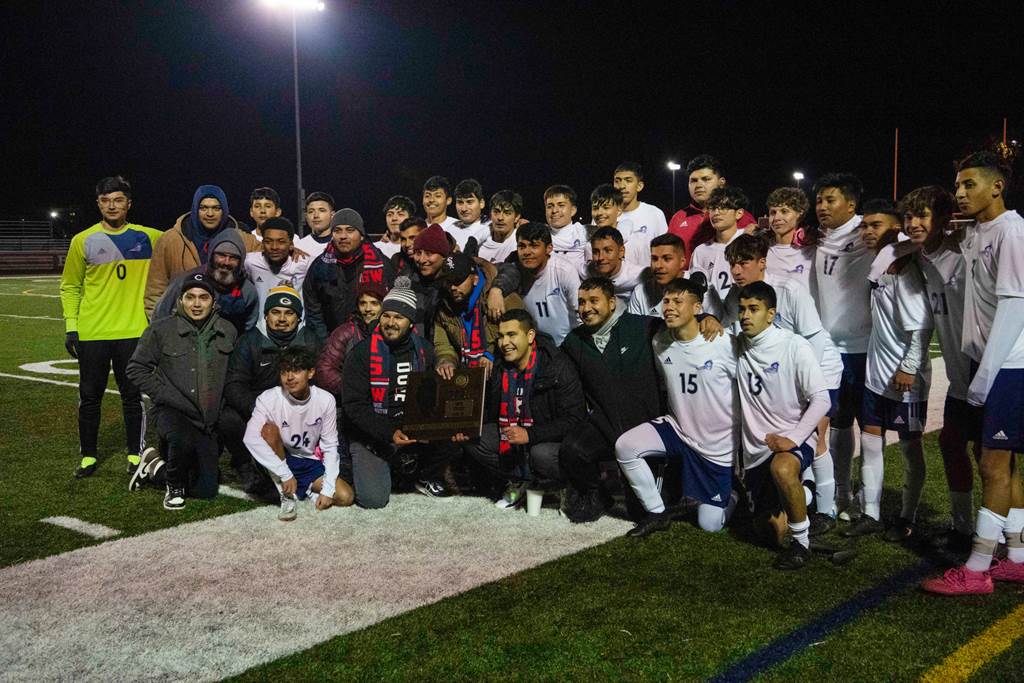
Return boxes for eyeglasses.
[98,197,128,206]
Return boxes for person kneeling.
[243,347,353,521]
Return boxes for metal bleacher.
[0,221,70,273]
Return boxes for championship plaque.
[402,366,487,441]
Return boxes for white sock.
[966,507,1007,572]
[1006,508,1024,564]
[860,432,885,521]
[697,504,726,532]
[899,439,926,522]
[812,451,837,517]
[617,457,665,514]
[830,426,855,503]
[949,491,974,536]
[789,517,810,549]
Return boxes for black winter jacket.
[223,326,321,419]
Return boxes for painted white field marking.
[20,360,80,376]
[218,484,257,501]
[0,275,59,280]
[40,517,121,540]
[0,494,631,682]
[0,291,59,298]
[0,313,61,321]
[0,371,119,395]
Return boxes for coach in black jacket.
[560,277,665,523]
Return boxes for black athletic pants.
[77,338,144,457]
[559,420,614,492]
[155,407,219,498]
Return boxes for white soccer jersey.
[374,240,401,259]
[549,222,589,267]
[244,385,340,497]
[445,220,490,251]
[619,202,668,238]
[579,260,644,302]
[624,232,652,267]
[244,252,313,331]
[652,329,738,464]
[689,231,742,295]
[767,244,815,292]
[437,215,459,231]
[627,280,663,318]
[919,244,971,400]
[523,256,580,345]
[961,210,1024,366]
[477,230,518,264]
[294,233,332,258]
[814,215,872,353]
[865,242,933,402]
[738,325,829,469]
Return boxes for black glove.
[65,332,80,359]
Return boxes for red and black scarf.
[497,342,538,456]
[328,241,387,289]
[368,327,428,415]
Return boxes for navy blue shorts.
[741,443,815,514]
[833,353,866,428]
[286,454,326,500]
[862,389,926,435]
[982,368,1024,451]
[651,420,732,508]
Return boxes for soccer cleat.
[773,542,812,570]
[129,448,160,491]
[989,558,1024,583]
[921,566,993,595]
[626,512,671,538]
[841,516,884,538]
[75,456,97,479]
[928,528,974,556]
[415,479,452,498]
[494,482,525,510]
[163,486,186,511]
[882,517,915,543]
[126,454,141,473]
[279,493,298,521]
[808,512,836,537]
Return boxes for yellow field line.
[920,601,1024,682]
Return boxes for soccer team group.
[58,151,1023,594]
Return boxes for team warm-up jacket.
[303,242,396,342]
[224,326,321,419]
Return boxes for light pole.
[792,171,805,189]
[262,0,325,236]
[667,161,681,212]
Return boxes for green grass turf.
[3,276,1021,680]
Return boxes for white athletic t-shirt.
[445,220,490,251]
[814,215,873,353]
[549,222,589,268]
[579,260,644,302]
[689,231,743,295]
[767,243,815,293]
[961,210,1024,366]
[244,252,313,332]
[244,385,340,497]
[619,202,668,238]
[865,242,933,402]
[737,325,829,469]
[627,279,663,318]
[652,329,738,464]
[294,233,332,258]
[919,244,971,400]
[374,240,401,258]
[477,230,518,264]
[523,256,581,345]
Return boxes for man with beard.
[341,280,456,505]
[315,279,387,397]
[145,184,260,316]
[214,286,320,496]
[295,191,336,258]
[243,217,312,329]
[303,208,396,343]
[126,274,237,510]
[627,234,687,317]
[560,277,665,523]
[153,230,260,335]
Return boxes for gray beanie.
[330,208,365,236]
[380,276,418,322]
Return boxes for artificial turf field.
[0,274,1021,682]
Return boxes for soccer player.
[544,184,589,267]
[690,186,749,299]
[841,199,933,540]
[244,347,354,521]
[812,172,871,519]
[375,195,415,258]
[666,155,756,269]
[295,191,336,257]
[243,217,312,329]
[765,187,815,292]
[450,179,491,251]
[735,281,831,569]
[627,234,687,317]
[615,275,737,537]
[422,175,457,231]
[923,151,1024,595]
[580,227,644,301]
[512,221,580,346]
[613,162,668,237]
[477,190,522,264]
[590,184,650,266]
[126,274,237,510]
[248,187,282,238]
[903,185,977,551]
[61,176,162,478]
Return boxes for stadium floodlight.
[49,210,59,219]
[666,161,681,171]
[793,171,805,188]
[260,0,326,235]
[667,161,682,211]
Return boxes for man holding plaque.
[341,278,454,506]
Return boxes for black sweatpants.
[559,420,614,492]
[155,407,220,498]
[78,338,145,457]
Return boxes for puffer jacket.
[315,316,374,398]
[224,325,321,419]
[303,241,396,343]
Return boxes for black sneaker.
[567,488,608,524]
[128,448,160,492]
[163,486,186,511]
[841,515,884,538]
[928,528,974,555]
[626,512,671,538]
[882,516,915,543]
[415,479,452,498]
[774,541,812,570]
[75,462,97,479]
[808,512,837,537]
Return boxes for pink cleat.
[989,559,1024,583]
[921,566,993,595]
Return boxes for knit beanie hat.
[261,216,294,238]
[264,285,303,317]
[413,223,450,257]
[330,208,365,235]
[181,272,215,298]
[356,278,388,303]
[380,276,418,322]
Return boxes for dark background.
[3,1,1022,234]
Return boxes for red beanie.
[413,223,450,257]
[356,278,388,302]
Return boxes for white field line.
[0,371,120,395]
[19,360,80,375]
[40,517,120,540]
[0,494,631,681]
[218,484,257,501]
[0,292,59,298]
[0,314,61,321]
[0,275,60,280]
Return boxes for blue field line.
[709,560,934,682]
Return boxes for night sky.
[4,1,1023,233]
